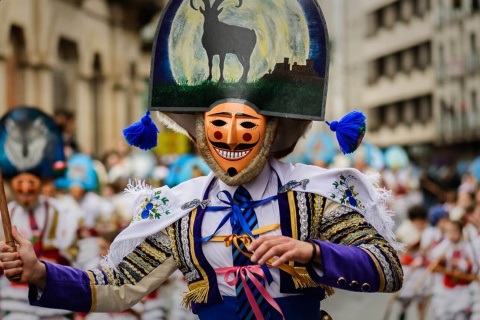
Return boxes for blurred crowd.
[287,132,480,320]
[2,110,480,320]
[0,109,207,320]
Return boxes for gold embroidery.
[322,217,366,240]
[185,209,209,304]
[344,233,378,246]
[311,195,325,239]
[360,247,385,292]
[380,244,404,290]
[288,191,298,268]
[47,208,59,240]
[129,252,151,273]
[121,260,141,284]
[87,271,97,312]
[104,268,115,286]
[169,224,186,271]
[143,241,168,265]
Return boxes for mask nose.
[20,182,32,194]
[226,117,239,150]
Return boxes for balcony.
[363,68,434,109]
[365,14,433,60]
[436,4,480,28]
[363,0,402,13]
[367,121,437,148]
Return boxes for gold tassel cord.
[182,279,210,310]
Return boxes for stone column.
[0,56,7,114]
[36,64,55,114]
[23,65,37,107]
[113,84,128,140]
[99,77,115,156]
[75,75,94,155]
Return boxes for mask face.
[11,173,42,208]
[205,102,267,176]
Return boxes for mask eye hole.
[240,121,256,129]
[212,120,227,127]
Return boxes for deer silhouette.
[190,0,256,83]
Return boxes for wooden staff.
[0,166,15,249]
[0,166,21,281]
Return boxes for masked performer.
[0,1,403,319]
[0,107,78,319]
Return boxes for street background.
[1,0,480,319]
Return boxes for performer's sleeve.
[309,200,403,293]
[29,235,177,312]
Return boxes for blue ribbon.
[196,190,278,243]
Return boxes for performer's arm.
[308,200,403,293]
[0,226,176,312]
[250,201,403,293]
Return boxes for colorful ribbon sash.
[216,265,285,320]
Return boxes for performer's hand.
[248,235,320,267]
[0,226,46,288]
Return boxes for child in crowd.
[431,219,477,320]
[395,205,430,320]
[464,202,480,320]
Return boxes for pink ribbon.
[216,265,285,320]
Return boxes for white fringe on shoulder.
[101,180,155,270]
[364,171,405,252]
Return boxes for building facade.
[433,0,480,155]
[361,0,435,148]
[0,0,165,156]
[354,0,480,162]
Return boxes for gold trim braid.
[360,247,386,292]
[87,271,97,312]
[182,209,210,310]
[48,208,59,240]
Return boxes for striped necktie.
[232,186,271,320]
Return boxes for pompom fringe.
[326,111,366,155]
[123,111,159,150]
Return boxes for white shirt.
[201,162,289,297]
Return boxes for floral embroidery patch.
[329,174,365,209]
[132,190,172,222]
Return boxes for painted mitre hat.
[55,153,98,191]
[124,0,365,163]
[0,107,66,179]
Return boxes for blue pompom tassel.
[123,111,159,150]
[325,111,366,155]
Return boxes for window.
[401,0,414,22]
[54,38,79,113]
[91,54,103,156]
[470,32,477,54]
[127,62,137,125]
[473,0,480,11]
[417,43,432,70]
[401,50,415,74]
[452,0,462,10]
[471,90,478,129]
[6,26,26,110]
